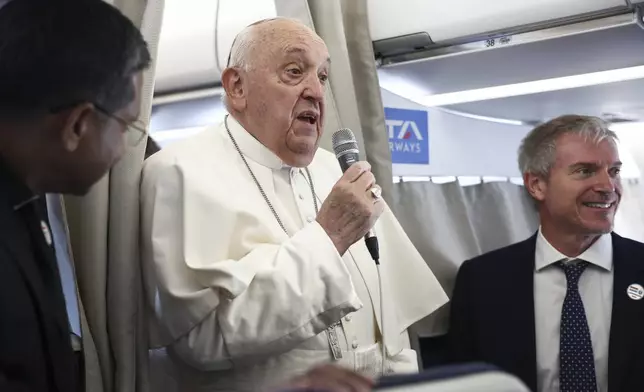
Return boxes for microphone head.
[332,128,359,158]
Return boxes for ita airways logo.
[384,107,429,164]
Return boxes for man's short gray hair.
[225,16,305,71]
[226,20,267,71]
[222,17,305,111]
[222,20,269,110]
[518,114,618,177]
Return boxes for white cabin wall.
[381,89,531,178]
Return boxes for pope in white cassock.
[140,17,448,392]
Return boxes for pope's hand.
[279,363,374,392]
[316,161,384,255]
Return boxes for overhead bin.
[369,0,630,59]
[377,13,644,94]
[372,0,644,108]
[368,0,627,43]
[154,0,634,95]
[154,0,276,95]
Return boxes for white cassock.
[140,115,448,392]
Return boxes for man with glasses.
[0,0,150,391]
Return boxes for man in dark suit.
[448,114,644,392]
[0,0,151,390]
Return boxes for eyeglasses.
[49,102,148,147]
[94,104,148,147]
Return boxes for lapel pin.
[40,220,53,247]
[627,284,644,301]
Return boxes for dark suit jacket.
[0,161,78,392]
[447,233,644,392]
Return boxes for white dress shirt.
[140,115,448,391]
[534,229,613,392]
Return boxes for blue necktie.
[558,260,597,392]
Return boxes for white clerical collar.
[224,114,290,170]
[535,227,613,272]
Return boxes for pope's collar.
[224,114,293,170]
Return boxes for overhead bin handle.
[636,5,644,30]
[373,32,433,61]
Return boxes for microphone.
[331,128,380,264]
